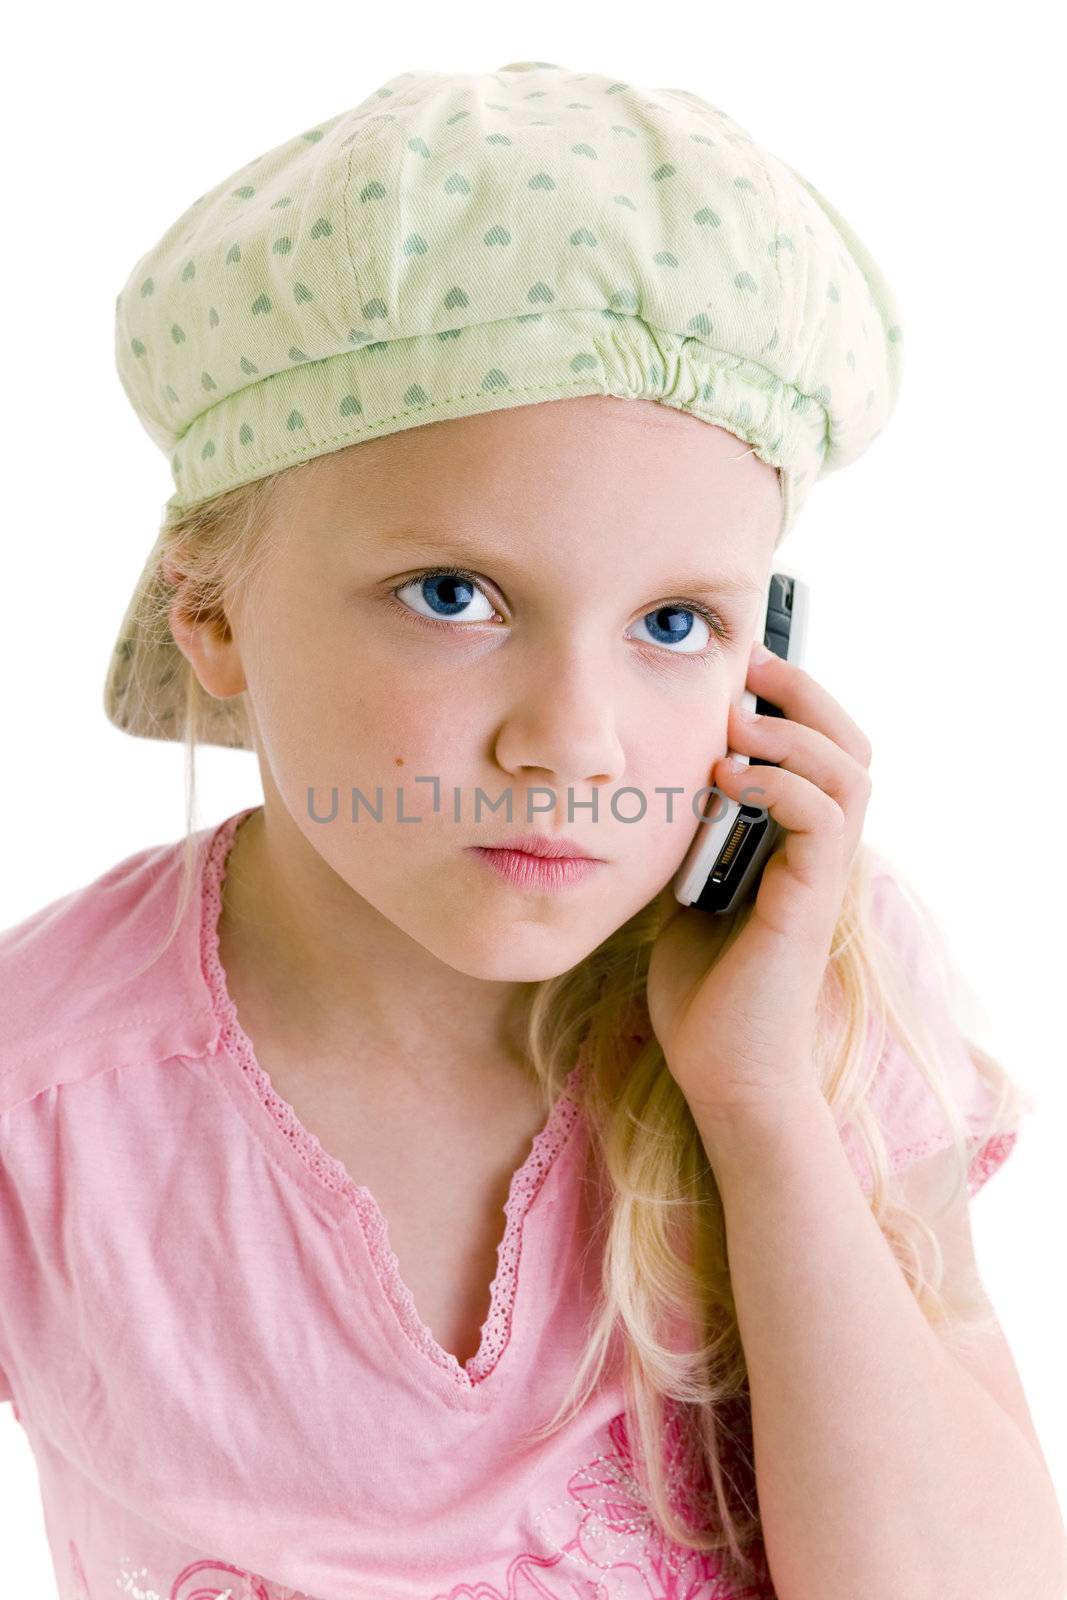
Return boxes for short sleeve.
[837,861,1031,1199]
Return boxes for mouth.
[474,832,602,861]
[465,844,605,891]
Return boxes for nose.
[492,646,627,799]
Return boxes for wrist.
[689,1084,835,1176]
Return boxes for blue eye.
[389,566,732,656]
[392,568,496,623]
[630,604,711,655]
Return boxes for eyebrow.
[378,529,764,602]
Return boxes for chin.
[424,926,595,986]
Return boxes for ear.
[166,587,248,703]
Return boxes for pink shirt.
[0,806,1018,1600]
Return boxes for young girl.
[1,60,1063,1600]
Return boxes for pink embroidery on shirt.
[967,1129,1018,1197]
[515,1408,775,1600]
[166,1562,282,1599]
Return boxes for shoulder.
[862,846,943,966]
[0,821,225,1119]
[839,845,1029,1195]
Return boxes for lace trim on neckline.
[198,806,588,1389]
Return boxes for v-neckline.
[198,806,589,1391]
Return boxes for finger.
[715,756,846,840]
[747,647,873,769]
[727,704,873,818]
[712,756,856,886]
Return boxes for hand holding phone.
[673,571,810,915]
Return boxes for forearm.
[694,1088,1067,1600]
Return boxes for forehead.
[297,397,776,492]
[274,397,781,564]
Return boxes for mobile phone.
[673,570,810,915]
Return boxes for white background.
[3,3,1064,1592]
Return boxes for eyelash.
[387,565,736,659]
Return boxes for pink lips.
[466,846,604,891]
[480,831,599,860]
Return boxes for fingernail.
[750,642,775,665]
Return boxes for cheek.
[630,690,731,796]
[251,625,483,826]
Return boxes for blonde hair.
[122,456,1030,1588]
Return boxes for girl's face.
[208,395,781,982]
